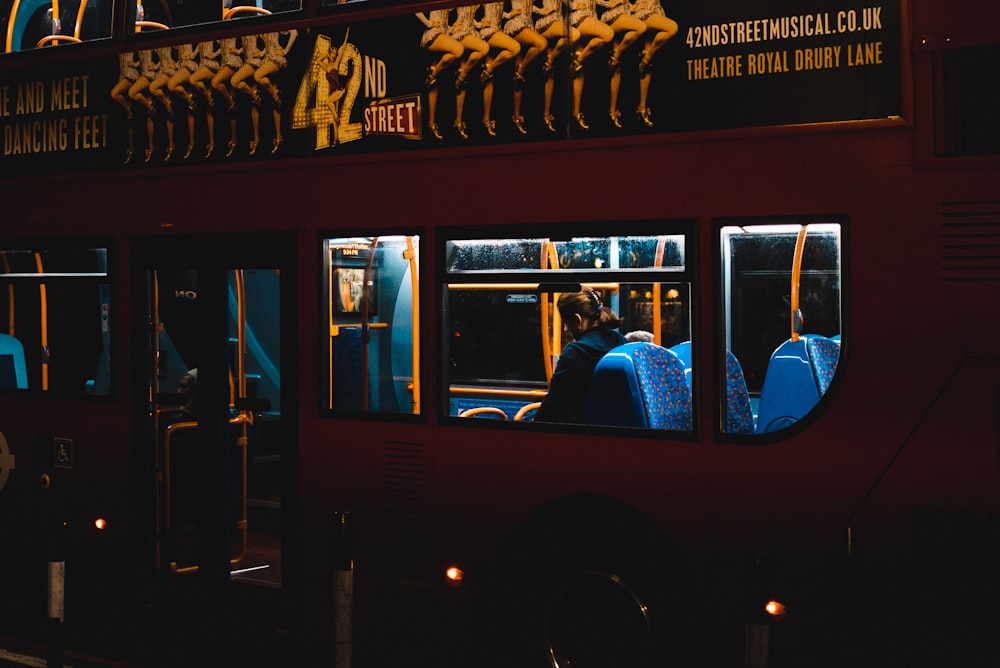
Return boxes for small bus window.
[324,235,420,415]
[3,0,114,52]
[720,222,843,435]
[444,230,694,431]
[0,246,111,395]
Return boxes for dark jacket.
[534,327,626,424]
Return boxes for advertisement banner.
[0,0,900,174]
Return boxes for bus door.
[134,233,295,615]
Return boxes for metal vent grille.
[940,200,1000,282]
[383,440,427,523]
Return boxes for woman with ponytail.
[534,288,626,424]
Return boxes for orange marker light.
[445,566,464,583]
[765,600,787,617]
[94,518,107,530]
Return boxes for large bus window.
[443,231,694,431]
[720,221,843,435]
[325,235,420,415]
[3,0,114,52]
[0,246,111,394]
[125,1,301,32]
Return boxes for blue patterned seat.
[754,335,840,433]
[670,341,753,434]
[584,342,692,430]
[669,341,692,389]
[725,352,754,434]
[331,326,366,410]
[806,335,840,395]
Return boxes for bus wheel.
[543,568,654,668]
[488,496,689,667]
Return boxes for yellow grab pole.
[34,253,48,390]
[790,226,808,342]
[405,236,420,414]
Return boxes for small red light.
[445,566,464,583]
[94,518,107,530]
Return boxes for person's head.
[557,288,621,339]
[624,329,655,343]
[178,368,198,407]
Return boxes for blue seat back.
[725,352,754,434]
[331,326,366,410]
[0,334,28,390]
[806,335,840,395]
[670,341,753,434]
[669,341,692,389]
[585,342,691,430]
[754,335,840,434]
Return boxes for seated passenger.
[177,368,198,414]
[624,329,655,343]
[534,288,626,424]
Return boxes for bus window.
[3,0,114,52]
[324,235,420,415]
[720,221,843,435]
[0,246,111,395]
[124,1,301,31]
[443,231,694,431]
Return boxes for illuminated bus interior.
[437,222,843,435]
[722,222,843,434]
[0,246,110,394]
[442,231,695,430]
[325,234,420,415]
[149,266,283,585]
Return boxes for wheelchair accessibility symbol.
[0,431,14,492]
[54,438,73,470]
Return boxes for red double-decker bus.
[0,0,997,666]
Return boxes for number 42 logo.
[292,31,366,150]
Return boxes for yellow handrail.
[790,225,808,342]
[72,0,86,37]
[134,20,169,32]
[459,407,508,420]
[42,0,88,44]
[36,35,81,46]
[4,0,22,52]
[1,253,13,335]
[360,237,378,410]
[448,282,620,291]
[514,402,542,421]
[405,236,420,415]
[167,413,252,575]
[653,236,666,346]
[223,7,271,20]
[234,270,246,405]
[33,252,48,390]
[34,0,87,46]
[541,240,562,382]
[450,386,548,399]
[327,244,334,409]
